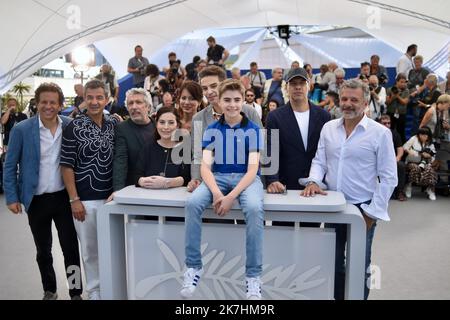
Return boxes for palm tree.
[11,82,32,112]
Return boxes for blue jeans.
[326,201,376,300]
[185,173,264,278]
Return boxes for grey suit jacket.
[190,104,263,181]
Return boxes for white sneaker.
[405,183,412,198]
[246,277,262,300]
[88,291,101,300]
[426,188,436,201]
[180,268,203,298]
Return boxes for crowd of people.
[1,37,449,301]
[121,42,450,201]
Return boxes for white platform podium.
[98,186,366,300]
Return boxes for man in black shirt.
[61,79,121,300]
[206,36,229,68]
[380,115,406,201]
[1,97,27,150]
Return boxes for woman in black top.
[136,107,190,188]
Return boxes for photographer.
[408,55,431,135]
[163,52,186,79]
[185,56,201,81]
[416,74,441,123]
[245,62,266,104]
[311,64,333,105]
[357,62,371,82]
[403,126,438,200]
[25,98,37,118]
[166,59,184,97]
[408,55,429,92]
[127,45,149,88]
[386,73,410,142]
[144,64,164,108]
[1,98,27,151]
[370,55,389,86]
[95,64,120,112]
[367,75,386,120]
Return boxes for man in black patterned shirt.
[60,79,120,300]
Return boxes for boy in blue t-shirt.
[181,79,264,300]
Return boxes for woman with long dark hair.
[177,81,205,132]
[403,126,438,200]
[136,107,190,189]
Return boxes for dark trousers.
[389,113,407,143]
[395,161,406,195]
[410,104,421,137]
[326,201,376,300]
[27,190,82,297]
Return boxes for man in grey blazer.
[188,65,263,192]
[3,83,82,300]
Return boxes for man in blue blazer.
[266,68,330,226]
[3,83,82,300]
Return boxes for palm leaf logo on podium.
[135,239,326,299]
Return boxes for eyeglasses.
[381,122,391,125]
[246,94,255,97]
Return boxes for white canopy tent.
[0,0,449,93]
[229,30,406,70]
[140,28,265,70]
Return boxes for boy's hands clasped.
[212,191,235,217]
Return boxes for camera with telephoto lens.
[418,147,435,169]
[421,147,435,157]
[391,86,399,95]
[359,74,369,81]
[150,87,160,98]
[169,59,181,76]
